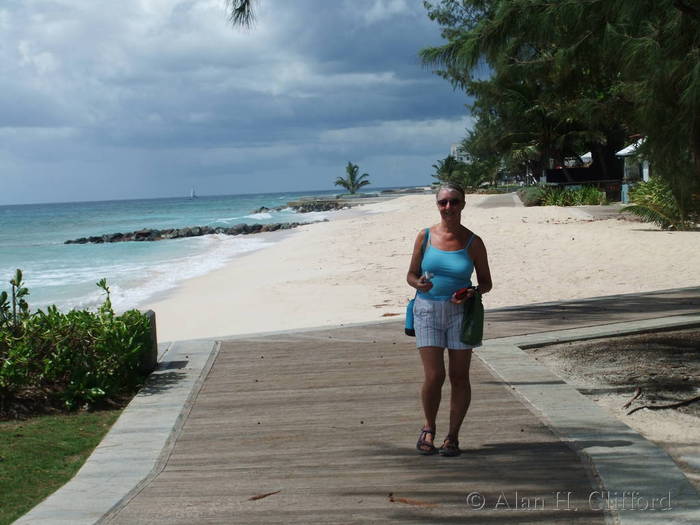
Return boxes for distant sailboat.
[190,186,197,199]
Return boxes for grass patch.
[0,409,120,524]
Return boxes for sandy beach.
[145,193,700,342]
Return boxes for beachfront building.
[616,138,650,203]
[450,143,470,164]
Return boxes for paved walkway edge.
[15,339,221,525]
[493,314,700,348]
[477,318,700,524]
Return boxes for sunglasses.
[437,198,463,207]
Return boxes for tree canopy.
[421,0,700,211]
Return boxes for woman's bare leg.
[419,347,446,446]
[446,349,473,440]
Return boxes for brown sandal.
[439,435,461,457]
[416,427,437,455]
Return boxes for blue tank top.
[418,229,475,300]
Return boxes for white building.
[450,143,470,163]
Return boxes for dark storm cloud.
[0,0,472,204]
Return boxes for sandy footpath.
[145,194,700,342]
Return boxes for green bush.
[0,271,152,413]
[541,186,607,206]
[518,185,607,207]
[517,186,546,206]
[622,177,695,230]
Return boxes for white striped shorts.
[414,295,476,350]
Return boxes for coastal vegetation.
[517,185,607,207]
[623,177,697,231]
[432,154,493,191]
[420,0,699,220]
[0,270,152,522]
[335,162,371,194]
[0,270,152,417]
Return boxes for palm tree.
[335,162,371,194]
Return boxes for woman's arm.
[406,229,433,292]
[469,236,493,294]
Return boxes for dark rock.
[65,221,312,244]
[287,200,348,213]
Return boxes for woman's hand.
[450,287,476,304]
[415,274,433,293]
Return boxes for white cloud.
[319,117,475,148]
[362,0,411,24]
[17,41,60,74]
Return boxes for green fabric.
[460,291,484,345]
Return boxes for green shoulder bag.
[460,290,484,345]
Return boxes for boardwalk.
[108,325,605,523]
[105,288,700,524]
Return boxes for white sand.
[594,394,700,490]
[145,194,700,342]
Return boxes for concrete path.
[483,286,700,339]
[475,191,628,220]
[475,192,520,208]
[17,288,700,524]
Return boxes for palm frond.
[622,204,680,229]
[226,0,255,28]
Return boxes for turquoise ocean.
[0,190,347,313]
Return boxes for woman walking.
[406,183,492,456]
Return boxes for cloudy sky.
[1,0,473,205]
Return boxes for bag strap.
[466,233,476,250]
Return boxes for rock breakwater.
[251,199,349,215]
[65,221,313,244]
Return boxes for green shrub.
[622,177,695,230]
[540,186,607,206]
[518,185,607,207]
[0,271,152,413]
[517,186,546,206]
[572,185,608,205]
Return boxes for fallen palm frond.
[622,177,694,230]
[626,395,700,416]
[622,387,642,409]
